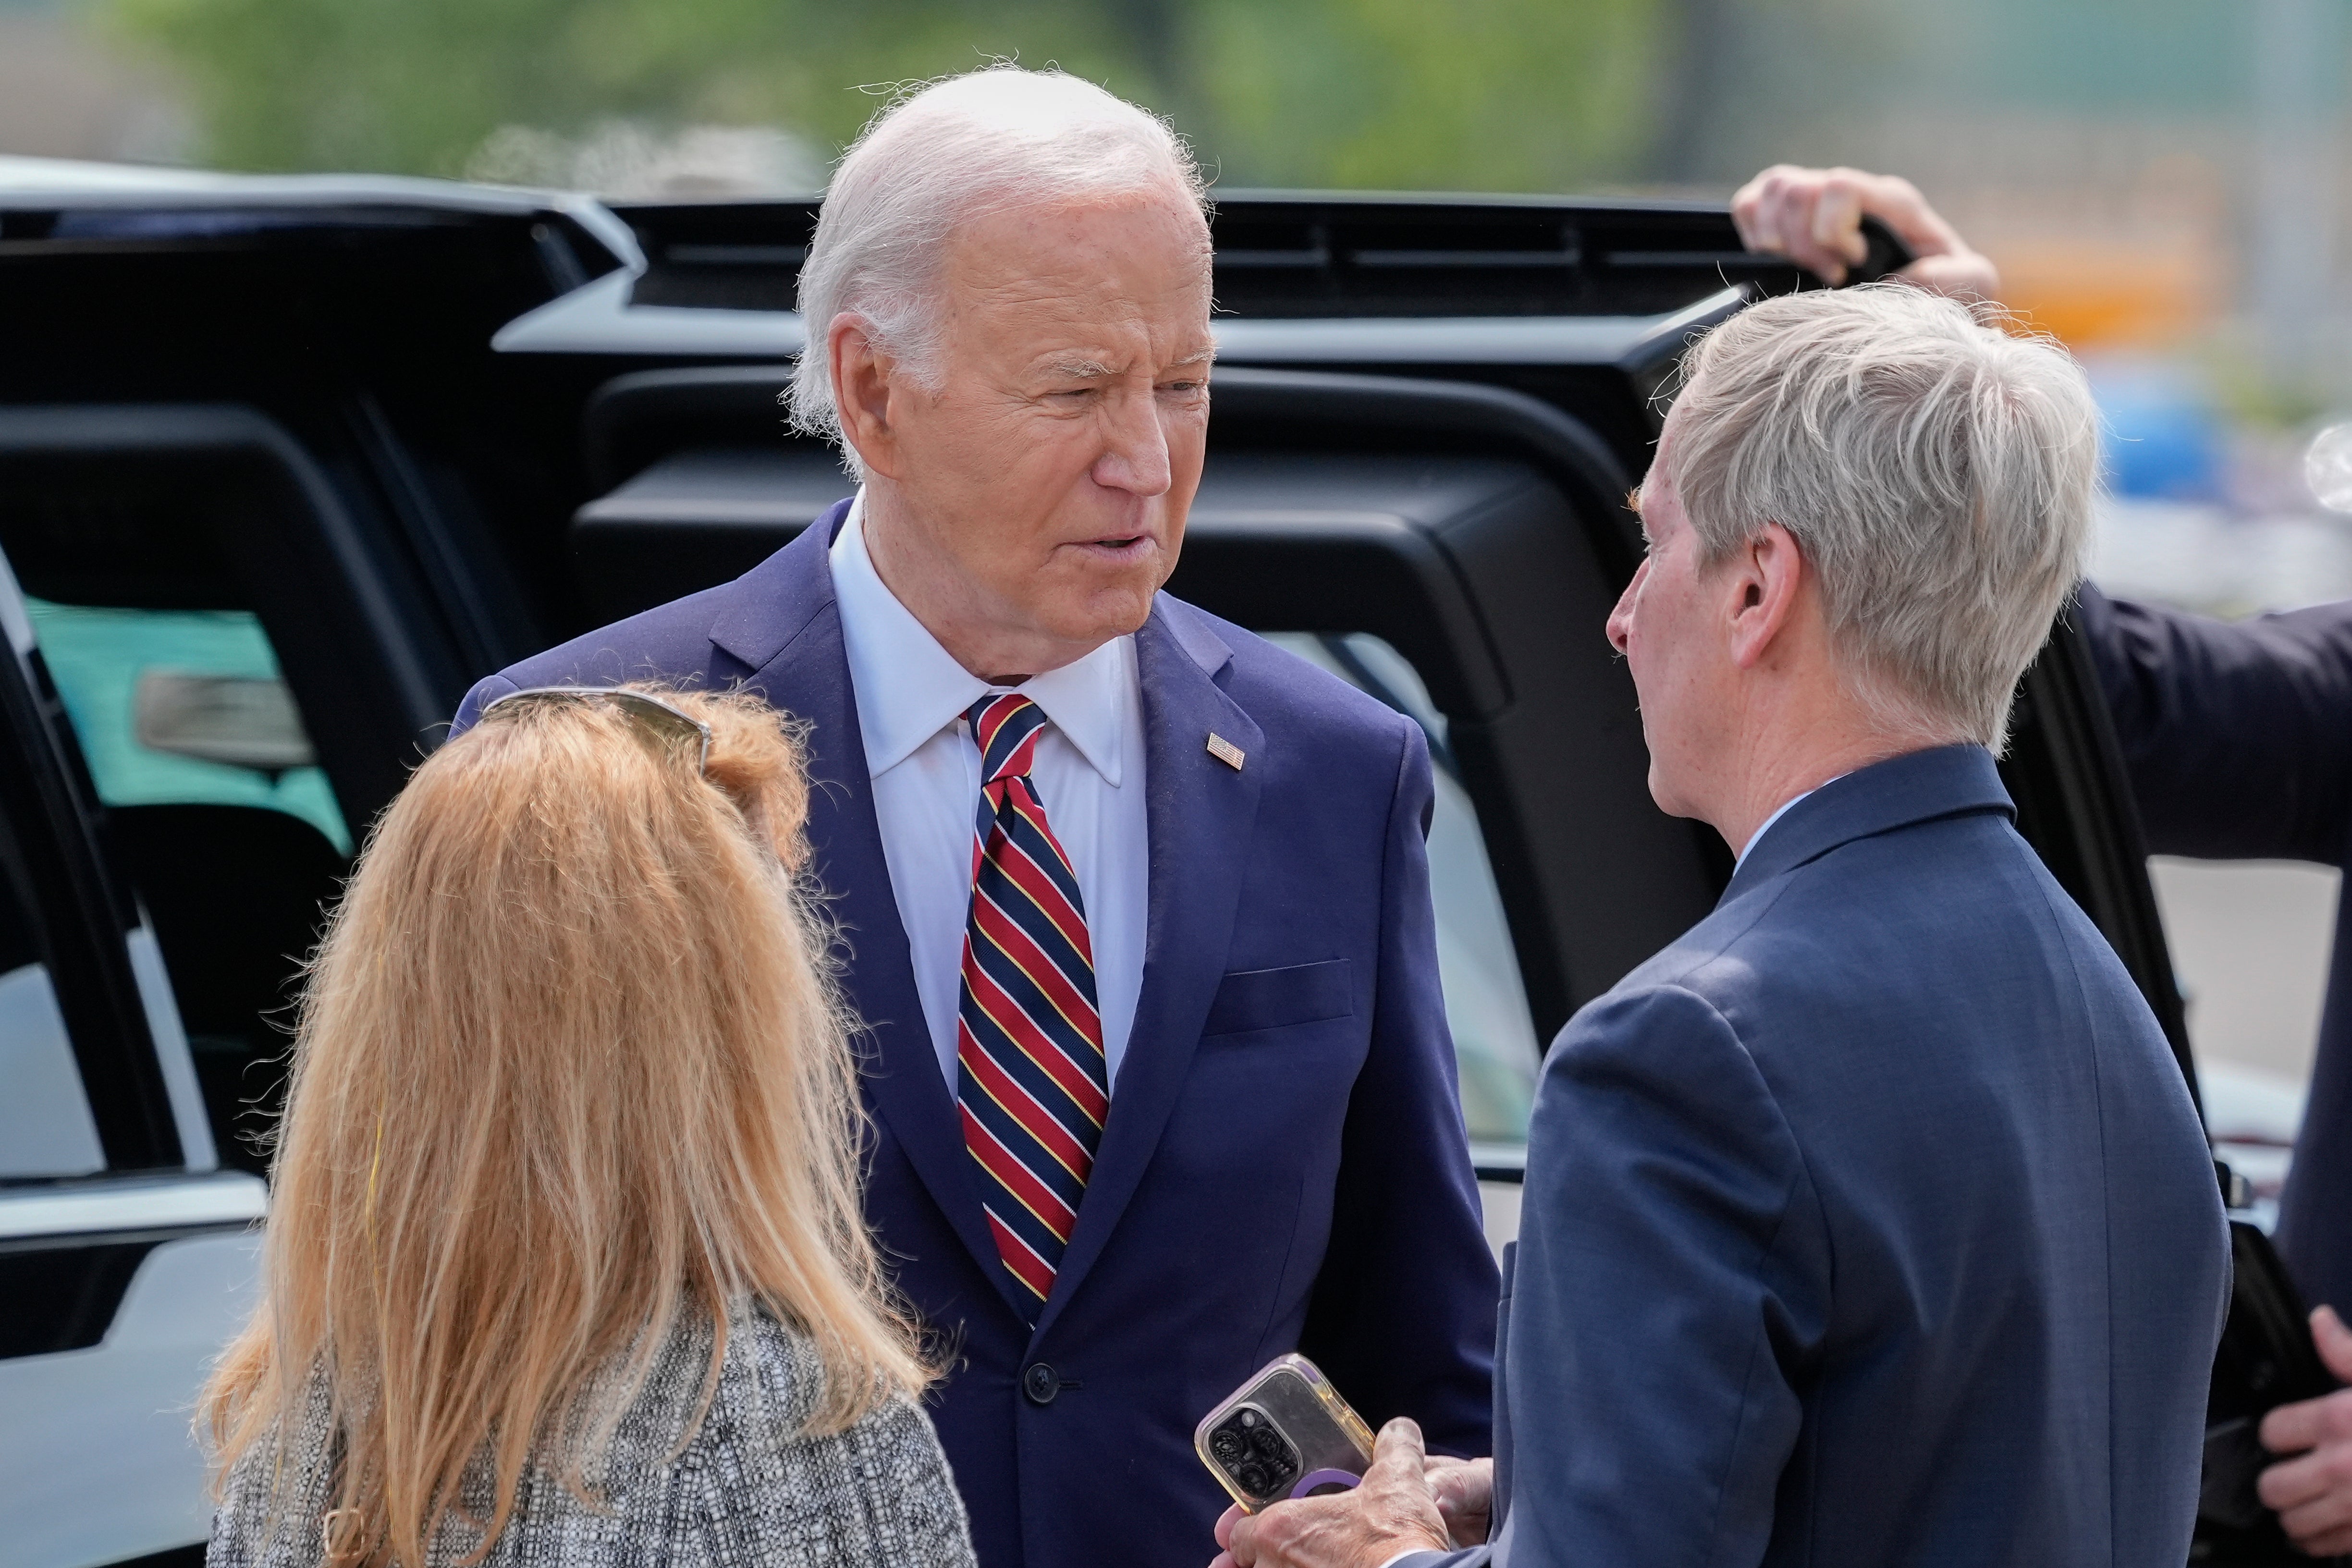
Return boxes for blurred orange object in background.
[1995,239,2224,348]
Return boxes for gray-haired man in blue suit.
[1213,282,2231,1568]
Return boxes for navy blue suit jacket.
[452,501,1497,1568]
[1409,746,2228,1568]
[2077,583,2352,1313]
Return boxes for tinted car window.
[1263,632,1541,1147]
[0,419,470,1176]
[9,597,351,1176]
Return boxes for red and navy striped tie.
[956,694,1110,1319]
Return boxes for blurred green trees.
[108,0,1673,190]
[1185,0,1661,191]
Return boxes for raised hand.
[1732,164,2000,301]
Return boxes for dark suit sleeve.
[1494,983,1828,1567]
[2077,582,2352,864]
[1297,720,1500,1458]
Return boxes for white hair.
[1665,283,2101,751]
[787,65,1209,469]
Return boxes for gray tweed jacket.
[209,1303,976,1568]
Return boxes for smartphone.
[1195,1353,1377,1514]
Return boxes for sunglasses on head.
[480,686,712,774]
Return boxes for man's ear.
[1727,522,1806,671]
[829,315,903,480]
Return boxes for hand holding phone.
[1209,1414,1459,1568]
[1195,1353,1377,1514]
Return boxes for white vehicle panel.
[0,1229,262,1568]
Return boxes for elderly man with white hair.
[453,66,1497,1568]
[1214,284,2230,1568]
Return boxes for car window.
[18,597,351,1176]
[1262,633,1541,1149]
[0,845,105,1181]
[26,600,348,853]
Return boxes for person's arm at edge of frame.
[1217,981,1822,1568]
[1736,162,2352,866]
[2070,584,2352,864]
[1292,714,1499,1458]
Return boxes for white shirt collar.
[1737,789,1813,866]
[831,491,1131,785]
[1737,770,1855,866]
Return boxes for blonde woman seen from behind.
[202,686,976,1568]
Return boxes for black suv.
[0,165,2221,1567]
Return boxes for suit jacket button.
[1022,1362,1060,1405]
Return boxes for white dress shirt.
[830,494,1151,1092]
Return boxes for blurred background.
[2,0,2344,1185]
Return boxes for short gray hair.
[787,65,1208,466]
[1666,283,2100,750]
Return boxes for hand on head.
[1209,1419,1463,1568]
[1733,165,1999,302]
[2260,1304,2352,1556]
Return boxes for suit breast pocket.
[1201,958,1355,1038]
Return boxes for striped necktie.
[956,693,1110,1319]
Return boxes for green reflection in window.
[27,599,352,855]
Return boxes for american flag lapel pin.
[1206,732,1246,771]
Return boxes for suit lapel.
[716,508,1016,1312]
[1034,600,1264,1337]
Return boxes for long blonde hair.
[202,686,926,1566]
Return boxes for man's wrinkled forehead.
[941,195,1214,363]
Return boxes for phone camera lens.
[1213,1408,1299,1501]
[1247,1422,1299,1494]
[1210,1404,1308,1502]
